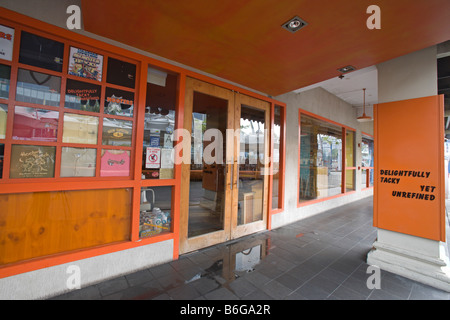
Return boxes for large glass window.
[16,69,61,107]
[299,114,344,203]
[19,31,64,72]
[139,186,172,238]
[345,130,356,192]
[271,105,284,210]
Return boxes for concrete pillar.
[367,46,450,292]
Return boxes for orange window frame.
[298,109,357,208]
[0,8,285,279]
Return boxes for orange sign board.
[374,95,445,241]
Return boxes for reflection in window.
[362,137,374,188]
[16,69,61,107]
[0,64,11,99]
[139,186,172,238]
[104,87,134,117]
[106,57,136,89]
[65,79,101,112]
[100,149,130,177]
[60,147,96,177]
[13,106,58,142]
[102,118,132,147]
[299,114,342,202]
[345,130,355,192]
[272,105,282,209]
[0,104,7,139]
[19,31,64,72]
[10,144,56,179]
[62,113,99,144]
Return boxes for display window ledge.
[298,191,357,208]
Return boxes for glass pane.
[60,147,96,177]
[361,169,368,189]
[0,104,7,139]
[106,57,136,88]
[272,105,282,209]
[188,91,228,237]
[102,118,132,147]
[68,47,103,82]
[299,114,342,203]
[142,70,177,180]
[0,143,4,178]
[104,87,134,117]
[13,106,58,142]
[65,79,101,112]
[19,31,64,72]
[369,169,374,187]
[0,64,11,99]
[346,130,355,167]
[10,144,55,178]
[63,113,99,144]
[16,68,61,107]
[361,137,374,168]
[139,186,172,238]
[100,149,130,177]
[238,105,266,225]
[346,169,355,191]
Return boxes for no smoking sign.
[146,147,160,168]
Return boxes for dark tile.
[204,287,239,300]
[125,269,154,287]
[97,277,129,297]
[261,280,293,299]
[228,277,258,298]
[327,285,366,300]
[168,283,201,300]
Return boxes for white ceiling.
[293,65,378,109]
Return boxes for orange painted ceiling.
[81,0,450,96]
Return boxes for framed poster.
[0,25,14,61]
[68,47,103,81]
[10,145,55,179]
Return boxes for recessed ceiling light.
[338,65,356,73]
[282,16,308,33]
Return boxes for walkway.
[51,197,450,300]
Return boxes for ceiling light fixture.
[282,16,308,33]
[338,65,356,73]
[357,88,373,122]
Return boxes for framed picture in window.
[10,144,56,179]
[68,47,103,82]
[0,25,14,61]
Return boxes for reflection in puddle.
[185,238,269,286]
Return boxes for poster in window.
[10,144,55,179]
[0,25,14,61]
[19,31,64,72]
[68,47,103,82]
[104,87,134,117]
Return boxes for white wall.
[273,87,374,229]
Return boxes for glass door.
[180,78,270,254]
[179,78,235,253]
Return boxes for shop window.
[19,31,64,72]
[345,130,356,192]
[12,106,59,142]
[68,47,103,82]
[106,57,136,89]
[62,113,99,145]
[65,79,101,112]
[0,24,14,62]
[139,186,172,238]
[142,68,177,180]
[0,103,7,139]
[0,64,11,99]
[60,147,96,177]
[16,68,61,107]
[102,118,132,147]
[104,87,134,117]
[9,144,56,179]
[271,105,284,210]
[299,114,343,203]
[100,149,130,177]
[361,135,374,188]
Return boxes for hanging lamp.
[357,88,372,122]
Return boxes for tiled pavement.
[51,197,450,300]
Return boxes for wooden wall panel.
[0,188,132,265]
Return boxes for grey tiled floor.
[51,197,450,300]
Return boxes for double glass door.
[179,78,270,254]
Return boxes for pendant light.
[357,88,372,122]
